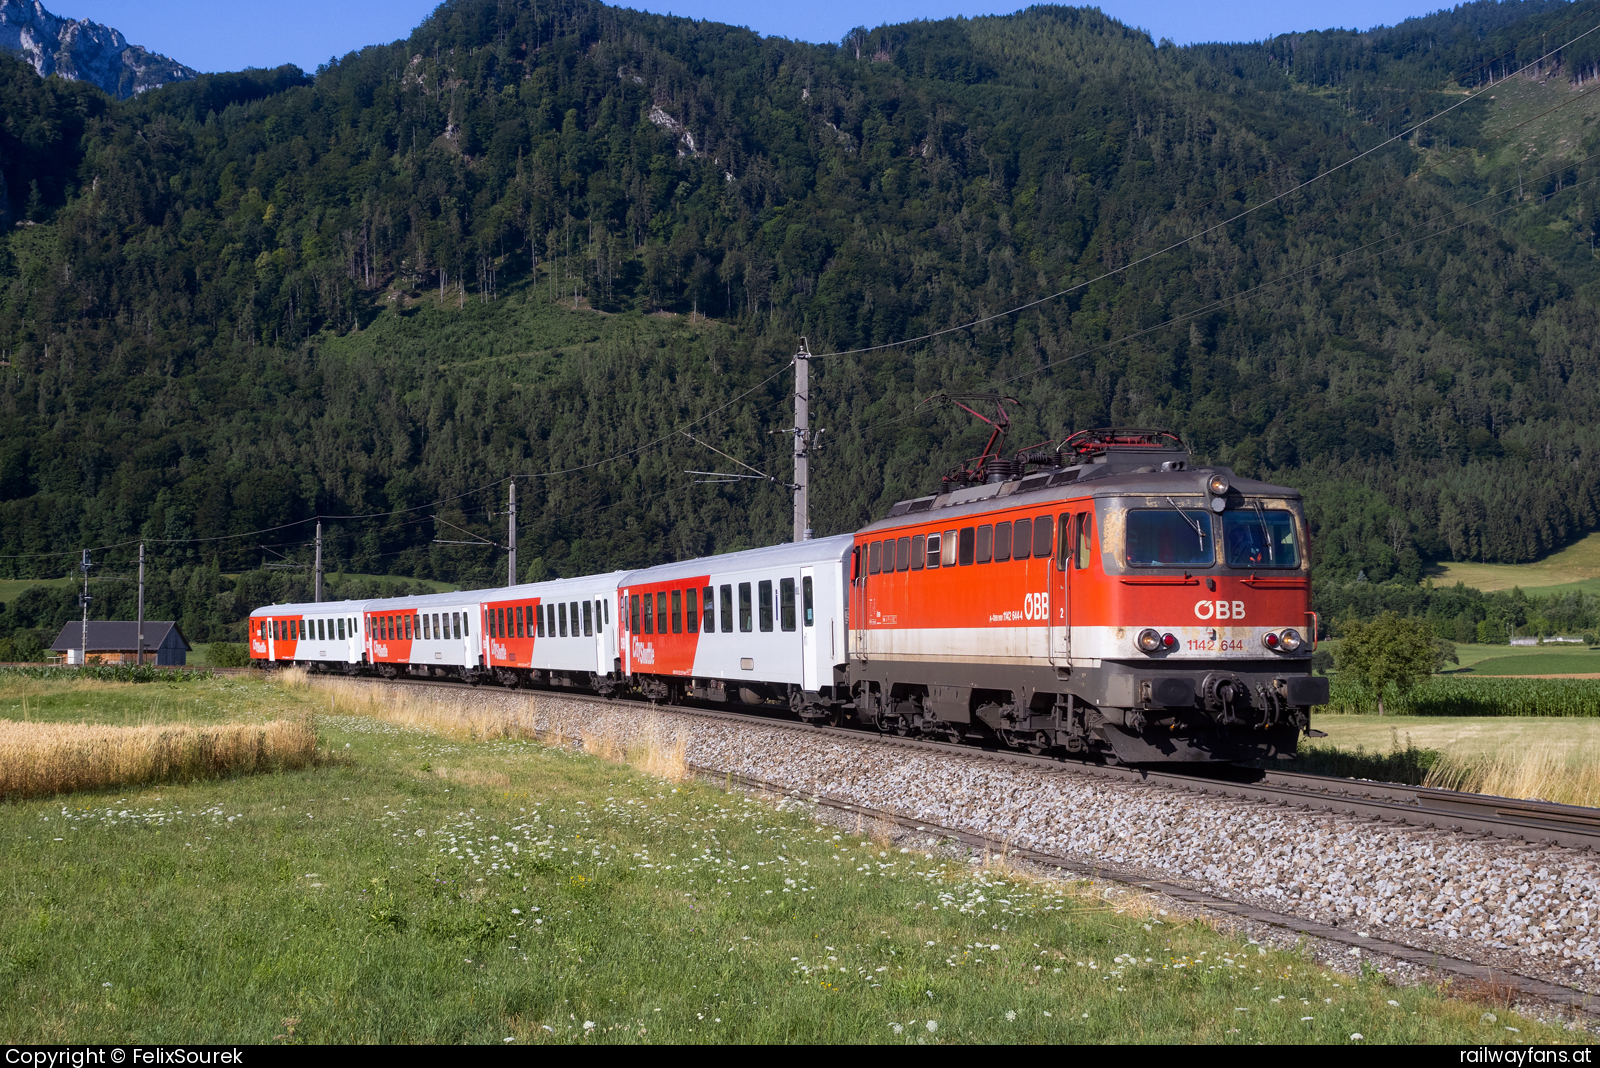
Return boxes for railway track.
[299,669,1600,851]
[299,670,1600,1017]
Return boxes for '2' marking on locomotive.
[1194,600,1246,620]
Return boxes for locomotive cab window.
[976,525,992,564]
[925,533,941,568]
[1223,506,1300,568]
[1126,508,1214,567]
[911,534,925,570]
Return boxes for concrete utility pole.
[78,548,91,667]
[793,337,812,542]
[314,521,323,603]
[136,543,145,667]
[507,481,518,586]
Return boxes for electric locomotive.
[846,425,1326,763]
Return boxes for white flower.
[1301,1017,1313,1022]
[1350,1034,1364,1041]
[1387,1000,1399,1007]
[583,1021,594,1030]
[1005,1010,1016,1021]
[925,1020,938,1032]
[511,909,521,915]
[891,1023,903,1034]
[1480,1013,1498,1024]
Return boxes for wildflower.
[1480,1013,1498,1024]
[1301,1017,1314,1022]
[1386,1000,1399,1007]
[1005,1011,1016,1021]
[891,1023,903,1034]
[583,1021,594,1031]
[925,1020,937,1032]
[1350,1034,1364,1042]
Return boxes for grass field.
[0,675,1571,1044]
[1429,531,1600,596]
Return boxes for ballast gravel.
[369,683,1600,997]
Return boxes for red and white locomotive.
[249,427,1325,764]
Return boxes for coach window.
[739,583,753,632]
[421,615,429,640]
[671,590,683,633]
[959,527,976,566]
[993,521,1012,562]
[434,613,441,638]
[461,612,468,636]
[758,580,774,632]
[910,534,925,570]
[896,536,911,572]
[686,588,699,633]
[780,578,796,631]
[868,540,882,575]
[314,619,322,641]
[1033,515,1053,560]
[535,604,545,637]
[802,576,814,626]
[571,602,581,638]
[641,593,653,635]
[720,585,734,633]
[654,593,667,637]
[630,594,641,635]
[414,614,421,638]
[976,524,993,563]
[702,587,714,632]
[583,600,594,637]
[337,618,345,640]
[548,604,558,637]
[925,533,942,569]
[603,598,609,625]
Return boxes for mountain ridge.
[3,0,1600,601]
[0,0,193,99]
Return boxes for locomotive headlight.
[1279,628,1304,652]
[1136,628,1164,653]
[1207,474,1230,496]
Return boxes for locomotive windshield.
[1223,505,1300,568]
[1125,508,1214,567]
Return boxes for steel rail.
[295,669,1600,851]
[299,671,1600,1015]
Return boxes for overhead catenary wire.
[806,15,1600,364]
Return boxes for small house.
[50,621,190,666]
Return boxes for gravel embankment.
[381,684,1600,996]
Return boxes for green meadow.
[0,674,1578,1043]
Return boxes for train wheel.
[1025,731,1050,756]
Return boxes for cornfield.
[0,665,212,684]
[0,717,317,799]
[1322,676,1600,716]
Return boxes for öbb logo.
[632,639,656,665]
[1194,600,1246,620]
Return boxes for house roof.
[50,621,190,652]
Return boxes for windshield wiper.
[1252,499,1277,565]
[1164,497,1207,551]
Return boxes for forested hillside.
[8,0,1600,640]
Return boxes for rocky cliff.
[0,0,194,98]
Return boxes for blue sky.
[70,0,1469,73]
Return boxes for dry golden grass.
[1424,741,1600,807]
[296,673,691,782]
[0,717,317,799]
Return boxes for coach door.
[1050,512,1074,665]
[800,567,818,691]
